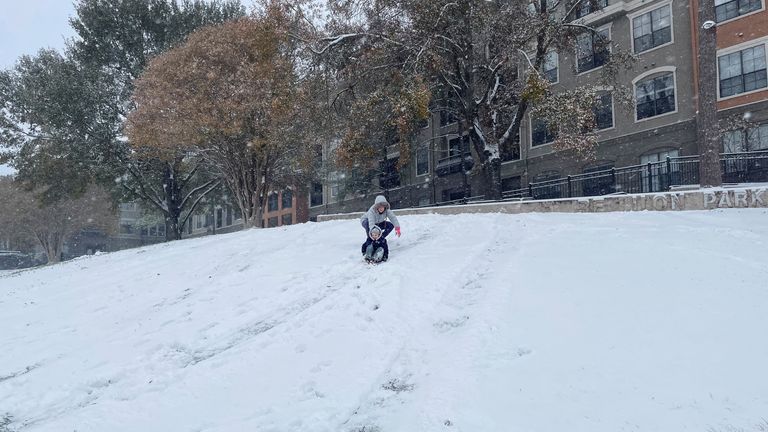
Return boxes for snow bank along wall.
[316,186,768,222]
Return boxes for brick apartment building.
[308,0,767,219]
[83,186,309,255]
[699,0,768,150]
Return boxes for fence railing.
[500,151,768,201]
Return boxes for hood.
[374,195,390,209]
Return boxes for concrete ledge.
[316,185,768,222]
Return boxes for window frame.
[310,182,323,207]
[723,123,768,152]
[716,41,768,100]
[714,0,764,23]
[632,67,678,122]
[416,144,430,176]
[267,192,279,212]
[543,50,559,83]
[530,117,557,147]
[629,3,674,55]
[573,0,609,19]
[593,91,615,131]
[576,26,611,74]
[282,189,293,209]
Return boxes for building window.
[577,29,609,73]
[267,193,278,212]
[282,189,293,209]
[531,118,556,146]
[718,45,767,98]
[416,145,429,176]
[119,224,133,234]
[267,216,278,228]
[715,0,762,22]
[282,213,293,226]
[310,182,323,207]
[594,92,614,130]
[573,0,609,19]
[632,5,672,54]
[635,73,675,120]
[226,206,233,225]
[216,208,223,228]
[543,51,559,83]
[440,110,457,126]
[723,124,768,152]
[447,137,464,157]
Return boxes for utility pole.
[696,0,723,187]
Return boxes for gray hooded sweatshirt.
[361,195,400,228]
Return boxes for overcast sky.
[0,0,77,69]
[0,1,77,175]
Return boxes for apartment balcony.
[435,153,474,177]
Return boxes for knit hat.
[369,226,383,237]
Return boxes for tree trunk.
[165,216,181,241]
[485,158,503,200]
[696,0,722,187]
[40,232,63,264]
[163,162,183,241]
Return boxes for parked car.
[0,251,36,270]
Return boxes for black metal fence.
[499,150,768,201]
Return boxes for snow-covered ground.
[1,210,767,432]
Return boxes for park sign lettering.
[702,188,767,209]
[568,187,768,212]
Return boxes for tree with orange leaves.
[128,5,315,228]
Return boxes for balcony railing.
[501,151,768,200]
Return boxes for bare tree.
[0,178,116,264]
[297,0,635,199]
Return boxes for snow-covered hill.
[1,210,768,432]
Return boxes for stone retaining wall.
[316,186,768,222]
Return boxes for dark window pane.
[635,73,676,119]
[310,183,323,206]
[532,118,556,146]
[282,189,293,209]
[594,93,614,130]
[633,6,672,53]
